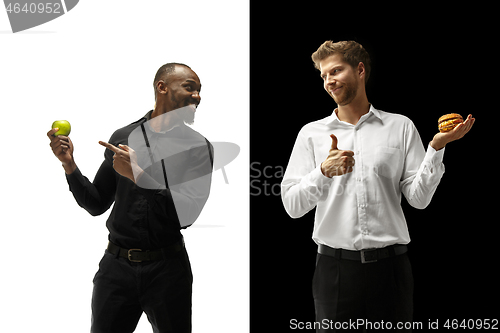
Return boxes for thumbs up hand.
[320,134,355,178]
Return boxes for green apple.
[52,120,71,136]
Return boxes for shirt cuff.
[424,143,445,166]
[308,164,334,186]
[65,166,83,183]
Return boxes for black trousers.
[91,247,193,333]
[312,251,414,332]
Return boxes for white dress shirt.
[281,105,445,250]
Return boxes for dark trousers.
[91,247,193,333]
[312,252,414,332]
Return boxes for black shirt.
[66,111,213,250]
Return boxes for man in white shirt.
[281,41,474,332]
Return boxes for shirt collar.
[326,104,381,125]
[369,105,382,120]
[143,110,184,134]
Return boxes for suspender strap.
[140,124,155,166]
[205,138,214,168]
[140,123,169,188]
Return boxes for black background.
[250,3,497,331]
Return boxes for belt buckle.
[360,249,377,264]
[128,249,143,262]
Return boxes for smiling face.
[155,65,202,124]
[166,66,202,124]
[319,54,362,106]
[166,66,202,109]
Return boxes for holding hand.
[321,134,355,178]
[430,114,475,151]
[47,127,76,174]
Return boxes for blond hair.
[311,40,371,84]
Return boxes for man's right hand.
[47,128,76,174]
[320,134,355,178]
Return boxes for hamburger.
[438,113,463,133]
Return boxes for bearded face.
[320,54,361,107]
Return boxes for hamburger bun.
[438,113,463,133]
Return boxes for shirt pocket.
[373,146,403,179]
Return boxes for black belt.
[318,244,407,264]
[107,239,184,263]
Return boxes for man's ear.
[357,62,366,80]
[156,80,168,96]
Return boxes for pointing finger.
[99,141,120,153]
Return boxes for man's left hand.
[99,141,141,182]
[430,114,475,151]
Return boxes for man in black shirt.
[47,63,213,333]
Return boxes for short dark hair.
[153,63,191,97]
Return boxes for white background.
[0,1,249,332]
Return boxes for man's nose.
[325,77,336,90]
[326,75,336,85]
[191,91,201,104]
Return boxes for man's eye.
[185,86,193,91]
